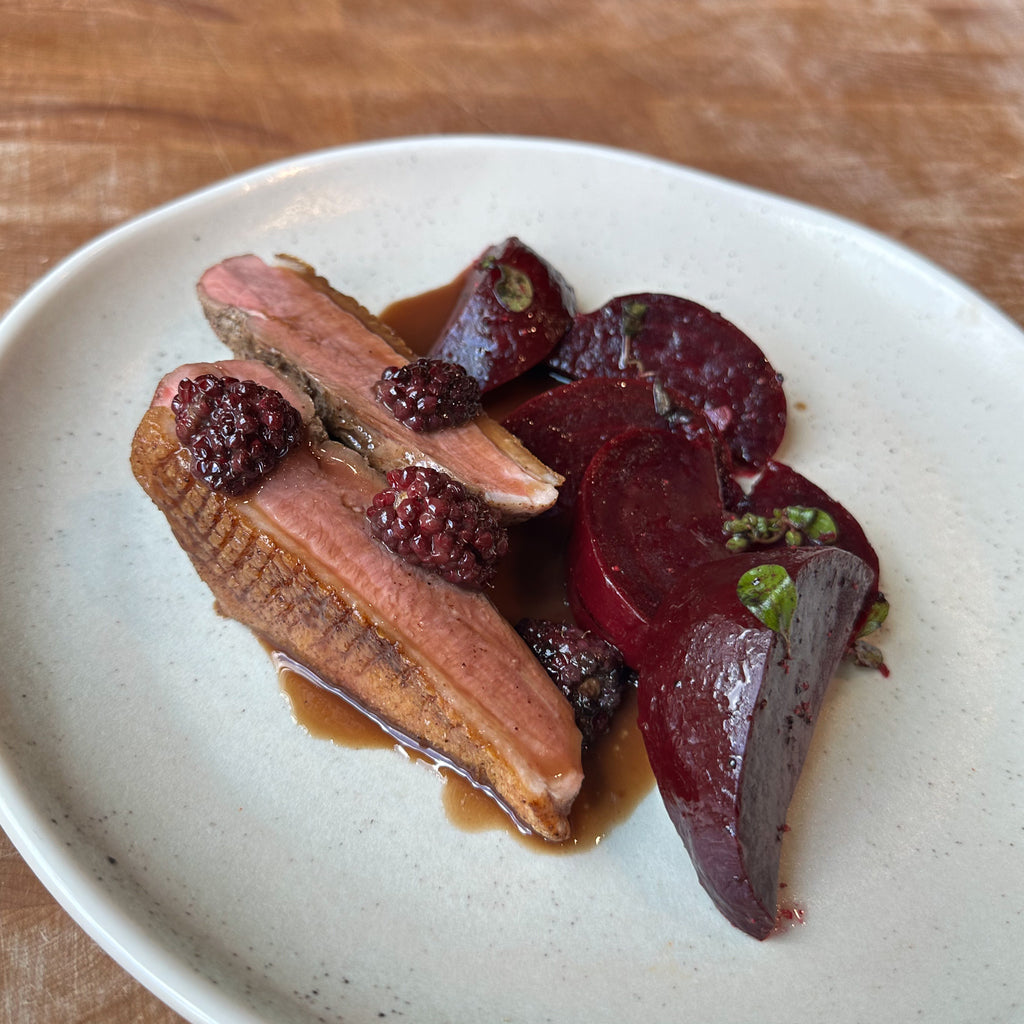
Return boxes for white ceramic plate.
[1,136,1022,1024]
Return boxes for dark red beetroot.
[568,427,731,666]
[428,237,576,392]
[637,546,875,939]
[502,377,718,515]
[732,459,885,645]
[740,460,880,585]
[547,293,786,471]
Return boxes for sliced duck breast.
[131,360,583,841]
[197,255,561,521]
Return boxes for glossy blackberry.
[516,618,635,747]
[171,374,303,496]
[365,465,508,588]
[374,358,482,432]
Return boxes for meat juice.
[281,657,651,852]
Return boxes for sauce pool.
[280,664,653,852]
[379,270,467,355]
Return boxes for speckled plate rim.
[1,134,1022,1024]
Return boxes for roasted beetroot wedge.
[568,427,731,665]
[428,237,576,392]
[547,293,786,471]
[502,377,715,515]
[131,361,583,841]
[637,547,875,938]
[197,254,561,522]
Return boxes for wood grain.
[2,1,1022,1020]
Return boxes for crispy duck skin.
[196,254,562,522]
[131,361,584,841]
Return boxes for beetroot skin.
[547,292,786,471]
[429,237,576,392]
[637,547,875,939]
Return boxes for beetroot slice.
[547,293,786,471]
[502,377,715,515]
[637,547,875,939]
[740,460,880,586]
[428,237,576,392]
[568,427,730,665]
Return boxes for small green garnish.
[845,593,891,671]
[651,378,699,429]
[493,264,533,312]
[618,300,648,372]
[857,594,890,637]
[723,506,838,552]
[621,300,647,340]
[847,638,885,670]
[737,563,798,644]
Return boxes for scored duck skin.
[197,255,562,522]
[131,359,584,841]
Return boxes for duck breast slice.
[131,360,583,841]
[197,255,561,522]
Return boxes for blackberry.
[374,358,481,432]
[171,374,303,496]
[516,619,635,747]
[365,465,508,588]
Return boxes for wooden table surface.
[1,1,1022,1021]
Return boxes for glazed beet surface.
[502,377,715,515]
[637,546,875,939]
[547,292,786,471]
[428,237,576,392]
[567,427,731,666]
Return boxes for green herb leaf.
[617,301,649,372]
[783,506,838,544]
[493,264,533,312]
[621,300,647,339]
[737,564,798,641]
[857,594,890,637]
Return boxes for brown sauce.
[441,686,653,853]
[275,273,655,851]
[380,271,467,356]
[280,664,653,853]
